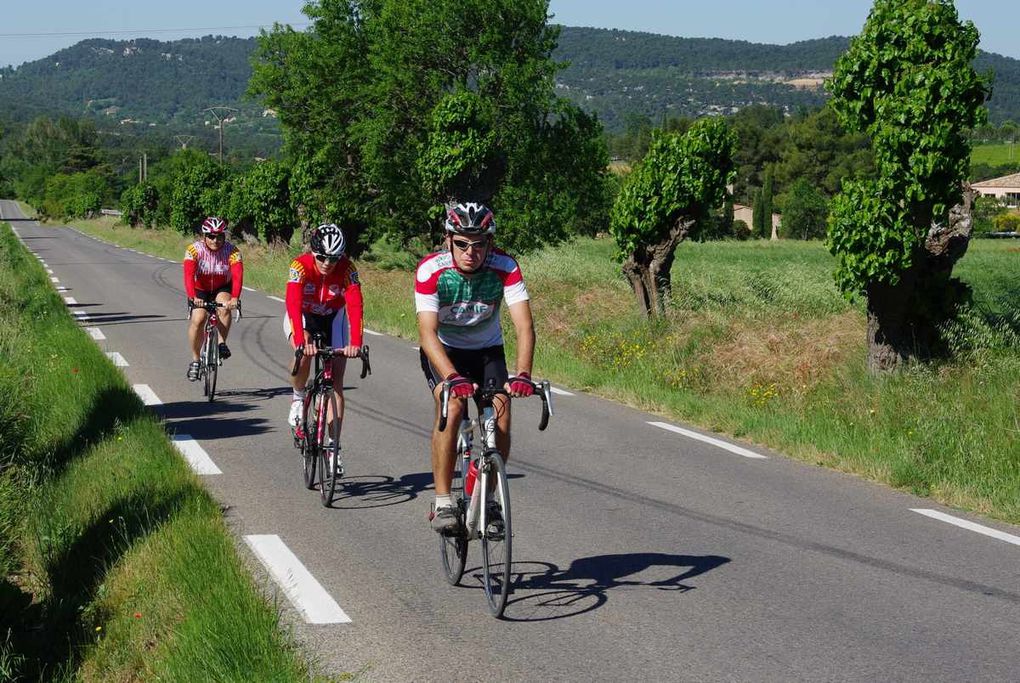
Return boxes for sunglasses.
[314,254,340,264]
[451,238,488,252]
[205,233,225,241]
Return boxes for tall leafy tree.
[250,0,609,254]
[610,118,735,317]
[827,0,989,371]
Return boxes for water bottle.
[464,459,479,496]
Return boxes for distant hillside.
[0,27,1017,138]
[553,27,1020,131]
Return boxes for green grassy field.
[972,142,1020,166]
[61,217,1020,525]
[0,224,331,681]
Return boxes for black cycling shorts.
[420,344,509,395]
[194,282,233,301]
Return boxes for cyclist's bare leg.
[291,354,311,391]
[493,392,513,462]
[431,383,465,496]
[214,291,233,341]
[188,303,208,361]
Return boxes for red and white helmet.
[200,216,227,235]
[444,202,495,236]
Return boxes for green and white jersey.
[414,248,529,349]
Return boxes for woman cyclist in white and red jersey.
[184,216,243,381]
[284,223,365,431]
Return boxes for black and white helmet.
[310,223,346,258]
[444,202,495,236]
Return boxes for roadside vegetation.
[0,224,325,681]
[59,214,1020,525]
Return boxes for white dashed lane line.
[244,535,352,624]
[64,296,78,305]
[912,509,1020,547]
[50,277,59,283]
[86,327,106,341]
[72,310,89,321]
[647,421,768,460]
[550,386,574,396]
[105,352,129,367]
[131,384,162,406]
[172,435,222,475]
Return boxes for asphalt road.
[4,200,1019,682]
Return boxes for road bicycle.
[191,299,240,402]
[291,333,371,507]
[437,376,552,618]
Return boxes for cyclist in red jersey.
[285,223,364,432]
[184,216,243,381]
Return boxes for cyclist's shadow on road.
[326,470,525,510]
[496,553,731,622]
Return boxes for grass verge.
[0,223,328,681]
[60,216,1020,525]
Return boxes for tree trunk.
[864,187,975,373]
[621,217,695,317]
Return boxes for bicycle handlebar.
[290,343,371,378]
[437,377,553,433]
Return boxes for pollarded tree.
[610,118,736,317]
[827,0,990,372]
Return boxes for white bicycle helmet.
[310,223,346,257]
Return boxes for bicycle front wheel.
[301,392,317,490]
[204,327,219,402]
[318,390,342,507]
[480,450,512,617]
[439,454,468,585]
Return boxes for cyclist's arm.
[183,250,198,300]
[229,247,244,299]
[344,267,364,348]
[507,299,535,378]
[285,264,306,348]
[417,311,458,380]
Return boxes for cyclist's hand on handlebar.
[506,371,535,398]
[226,297,239,310]
[338,344,361,358]
[302,341,318,357]
[446,373,476,399]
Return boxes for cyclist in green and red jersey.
[415,202,536,533]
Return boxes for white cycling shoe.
[287,400,303,428]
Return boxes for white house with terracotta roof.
[973,172,1020,207]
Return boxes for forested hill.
[553,27,1020,131]
[0,27,1017,135]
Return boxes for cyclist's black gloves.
[446,373,475,399]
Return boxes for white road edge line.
[242,286,256,292]
[105,351,129,367]
[86,327,106,341]
[72,310,89,321]
[647,421,768,460]
[364,328,383,336]
[64,296,78,305]
[50,277,59,283]
[550,386,574,396]
[172,434,222,475]
[132,384,162,406]
[244,535,352,624]
[267,295,285,302]
[911,509,1020,547]
[45,268,54,274]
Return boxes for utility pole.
[203,106,238,165]
[173,134,195,150]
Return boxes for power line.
[0,23,309,39]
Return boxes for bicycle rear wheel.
[204,327,219,402]
[301,391,317,490]
[480,450,512,617]
[318,390,342,507]
[439,454,468,585]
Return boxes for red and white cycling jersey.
[183,240,243,298]
[285,252,364,347]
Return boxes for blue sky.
[1,1,1018,69]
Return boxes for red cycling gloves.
[508,372,534,397]
[446,373,476,399]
